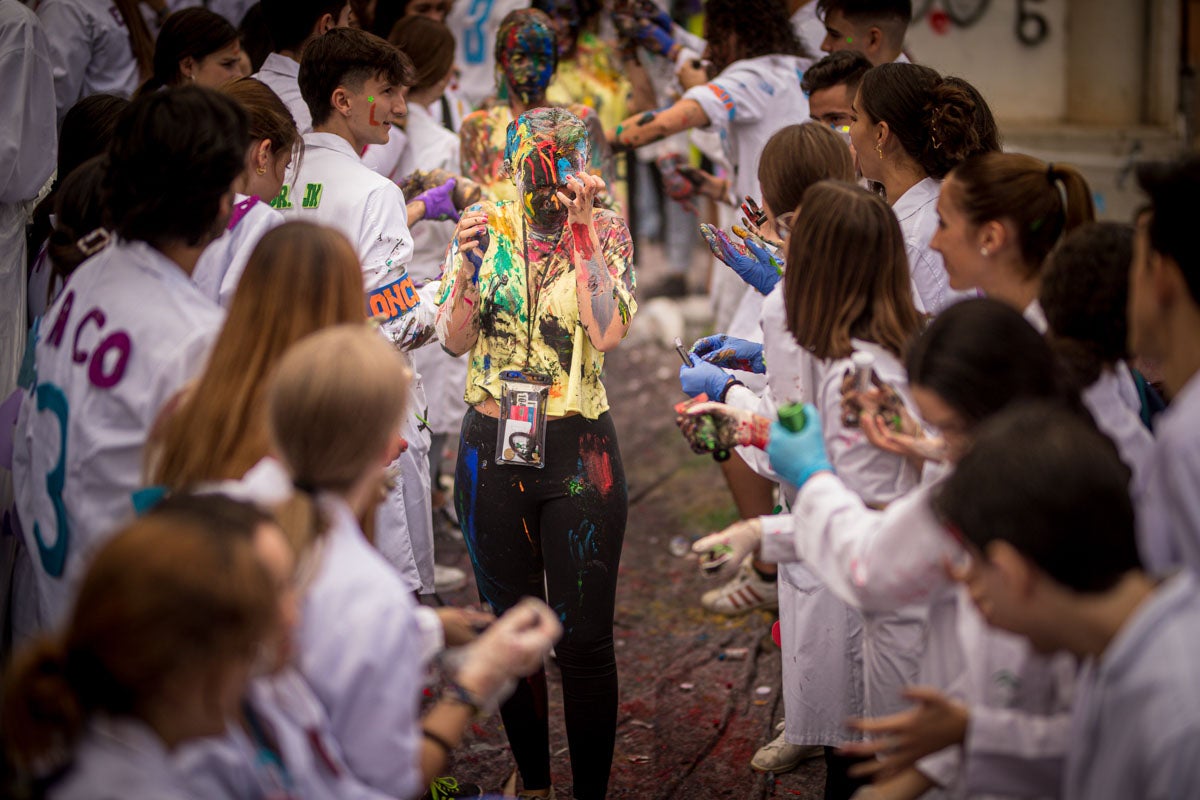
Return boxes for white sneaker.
[434,563,467,593]
[750,730,822,773]
[700,556,778,615]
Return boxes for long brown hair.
[269,325,411,554]
[784,180,921,360]
[114,0,155,81]
[220,77,301,162]
[1,500,275,771]
[949,152,1095,279]
[149,223,365,489]
[758,122,855,219]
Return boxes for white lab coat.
[49,716,195,800]
[1136,370,1200,576]
[893,177,968,315]
[253,53,311,135]
[36,0,141,124]
[12,240,222,631]
[444,0,530,109]
[192,194,285,308]
[281,129,436,592]
[790,1,828,58]
[176,668,397,800]
[1064,571,1200,800]
[1081,362,1153,488]
[295,495,432,800]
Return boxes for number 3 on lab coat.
[32,383,70,578]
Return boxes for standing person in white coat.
[1126,156,1200,576]
[285,27,456,595]
[11,87,245,631]
[36,0,154,123]
[848,62,999,314]
[0,500,278,799]
[254,0,352,134]
[267,325,561,799]
[192,77,298,307]
[936,404,1200,800]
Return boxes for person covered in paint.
[1,497,279,798]
[255,0,353,134]
[11,87,243,634]
[458,8,613,205]
[435,106,635,800]
[132,8,247,98]
[816,0,911,65]
[848,63,999,314]
[935,403,1200,800]
[192,77,298,308]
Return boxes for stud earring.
[980,247,990,257]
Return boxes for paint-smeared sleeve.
[363,182,435,350]
[597,211,637,330]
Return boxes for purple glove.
[414,178,459,223]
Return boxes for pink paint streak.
[580,434,615,497]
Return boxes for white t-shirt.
[444,0,530,109]
[12,240,222,630]
[192,194,286,308]
[683,54,812,208]
[37,0,141,123]
[892,176,969,314]
[253,53,311,135]
[49,716,193,800]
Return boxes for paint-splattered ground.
[432,241,827,798]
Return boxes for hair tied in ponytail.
[1047,163,1070,217]
[76,227,111,258]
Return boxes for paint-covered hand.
[677,401,771,453]
[455,597,563,710]
[453,205,490,282]
[679,358,735,400]
[633,0,673,33]
[413,178,460,223]
[699,223,781,296]
[766,405,833,488]
[691,334,765,374]
[691,518,763,579]
[559,173,605,226]
[631,19,675,55]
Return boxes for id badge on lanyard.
[496,370,551,468]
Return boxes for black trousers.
[455,409,627,800]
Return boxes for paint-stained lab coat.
[1063,571,1200,800]
[295,496,431,800]
[893,177,970,315]
[193,195,285,308]
[281,130,436,593]
[47,716,194,800]
[176,668,396,800]
[253,53,311,135]
[12,240,221,631]
[1136,370,1200,577]
[37,0,141,124]
[769,474,1073,797]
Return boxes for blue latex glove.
[634,0,673,32]
[414,178,460,222]
[679,359,734,400]
[766,405,833,488]
[699,224,781,295]
[633,20,676,56]
[691,334,765,374]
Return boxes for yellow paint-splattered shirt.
[436,200,637,419]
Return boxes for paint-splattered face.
[505,109,589,225]
[497,16,558,104]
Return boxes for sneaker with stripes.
[700,556,778,615]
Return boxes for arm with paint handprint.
[561,174,636,352]
[435,204,489,357]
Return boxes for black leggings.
[455,409,627,800]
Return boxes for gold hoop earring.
[875,143,884,159]
[255,166,267,176]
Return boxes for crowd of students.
[1,0,1198,798]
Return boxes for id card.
[496,371,551,468]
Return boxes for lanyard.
[519,213,564,372]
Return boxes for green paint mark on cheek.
[367,95,375,103]
[845,37,853,44]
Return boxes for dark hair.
[705,0,809,60]
[27,94,129,271]
[950,152,1094,278]
[1137,155,1200,306]
[816,0,912,47]
[785,181,922,359]
[802,50,873,96]
[299,27,415,126]
[758,122,855,218]
[1040,222,1135,389]
[219,77,300,158]
[46,157,109,300]
[858,63,1000,179]
[388,16,455,92]
[135,8,240,98]
[260,0,348,52]
[239,3,275,72]
[113,0,156,80]
[370,0,421,39]
[933,403,1139,593]
[105,87,249,249]
[906,298,1067,429]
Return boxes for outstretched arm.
[610,98,710,150]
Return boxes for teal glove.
[766,405,833,487]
